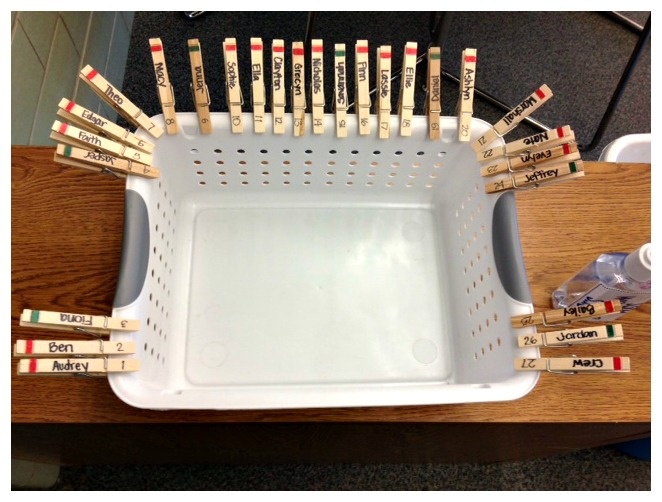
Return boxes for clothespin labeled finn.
[54,144,159,179]
[311,39,325,134]
[456,48,476,142]
[376,45,392,139]
[517,324,624,348]
[484,159,585,194]
[250,37,266,133]
[14,339,137,357]
[271,39,286,134]
[20,308,139,335]
[515,356,630,374]
[291,41,306,136]
[17,357,140,376]
[477,125,575,163]
[480,142,581,177]
[334,43,348,138]
[355,40,371,135]
[510,300,622,328]
[425,46,441,140]
[398,41,417,137]
[149,38,178,135]
[187,38,212,134]
[223,38,243,133]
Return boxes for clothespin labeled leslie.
[53,144,160,179]
[311,39,325,134]
[510,300,622,328]
[79,64,164,139]
[223,37,243,134]
[334,43,348,138]
[456,48,477,142]
[355,40,371,135]
[149,38,178,135]
[16,357,140,376]
[515,356,630,374]
[425,46,442,140]
[250,37,266,133]
[14,339,136,357]
[485,159,585,194]
[517,324,624,348]
[291,41,306,136]
[477,125,575,163]
[272,39,286,134]
[471,84,553,152]
[398,41,417,137]
[480,142,581,177]
[20,308,139,336]
[376,45,392,139]
[187,38,212,134]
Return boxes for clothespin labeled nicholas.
[223,37,244,133]
[311,39,325,134]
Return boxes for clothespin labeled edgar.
[20,308,139,335]
[471,84,554,152]
[515,356,630,374]
[250,37,266,133]
[376,45,392,139]
[291,41,306,136]
[425,47,442,140]
[398,41,417,137]
[187,38,212,134]
[517,324,624,348]
[480,142,581,177]
[477,125,575,163]
[79,65,164,139]
[355,40,371,135]
[334,43,348,138]
[456,48,477,142]
[485,159,584,194]
[53,144,160,179]
[223,38,243,133]
[14,339,137,357]
[16,357,140,376]
[311,39,325,134]
[272,40,286,134]
[510,300,622,328]
[149,38,178,135]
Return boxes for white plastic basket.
[109,112,539,410]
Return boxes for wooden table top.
[11,146,651,424]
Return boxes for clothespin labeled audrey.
[223,37,243,133]
[272,39,286,134]
[398,41,417,137]
[376,45,392,139]
[334,43,348,138]
[187,38,212,134]
[425,46,441,140]
[250,37,266,133]
[355,40,371,135]
[456,48,476,142]
[311,39,325,134]
[149,38,178,135]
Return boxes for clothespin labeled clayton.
[510,300,622,328]
[271,39,286,134]
[79,64,164,139]
[398,41,417,137]
[187,38,212,134]
[291,41,306,136]
[376,45,392,139]
[311,39,325,134]
[517,324,624,348]
[480,142,581,177]
[355,40,371,135]
[223,37,243,134]
[53,144,160,179]
[425,46,442,140]
[456,48,477,142]
[477,125,575,163]
[149,38,178,135]
[250,37,266,134]
[16,357,140,376]
[514,356,630,374]
[333,43,348,138]
[20,308,139,336]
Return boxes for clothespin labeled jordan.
[272,39,286,134]
[510,300,622,328]
[355,40,371,135]
[334,43,348,138]
[19,308,139,335]
[517,324,624,348]
[16,357,140,376]
[79,64,164,139]
[291,41,306,136]
[149,38,178,135]
[310,39,325,134]
[53,144,160,179]
[456,48,476,142]
[477,125,576,163]
[484,159,585,194]
[514,356,630,374]
[187,38,212,134]
[398,41,417,137]
[223,38,243,133]
[250,37,266,133]
[425,46,441,140]
[376,45,392,139]
[480,142,581,177]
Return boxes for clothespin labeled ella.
[53,144,160,179]
[223,37,243,133]
[425,46,441,140]
[376,45,392,139]
[480,142,581,177]
[355,40,371,135]
[20,308,139,336]
[187,38,212,134]
[311,39,325,134]
[149,38,178,135]
[334,43,348,138]
[456,48,477,142]
[291,41,306,136]
[398,41,417,137]
[484,159,584,194]
[250,37,266,133]
[517,324,624,348]
[510,300,622,329]
[477,125,575,163]
[515,356,630,374]
[271,39,286,134]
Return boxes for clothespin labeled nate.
[398,41,417,137]
[14,339,137,357]
[149,38,178,135]
[515,356,630,374]
[480,142,581,177]
[477,125,575,163]
[376,45,392,139]
[187,38,212,134]
[79,65,164,139]
[16,357,140,376]
[425,47,441,140]
[355,40,371,135]
[54,144,160,179]
[484,159,585,194]
[310,39,325,134]
[291,41,306,136]
[456,48,476,142]
[517,324,624,348]
[250,37,266,133]
[20,308,139,335]
[334,43,348,138]
[223,38,243,133]
[271,39,286,134]
[510,300,622,328]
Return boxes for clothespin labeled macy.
[355,40,371,135]
[334,43,348,138]
[425,46,442,140]
[187,38,212,134]
[223,37,243,133]
[291,41,306,137]
[477,125,575,163]
[515,356,630,374]
[456,48,476,142]
[149,38,178,135]
[517,324,624,348]
[53,144,160,179]
[484,159,585,194]
[480,142,581,177]
[250,37,266,133]
[510,300,622,328]
[398,41,417,137]
[20,308,139,336]
[311,39,325,134]
[376,45,392,139]
[271,39,286,134]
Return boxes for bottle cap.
[624,243,651,282]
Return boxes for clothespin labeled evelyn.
[272,39,286,134]
[250,37,266,134]
[355,40,371,135]
[149,38,178,135]
[398,41,417,137]
[223,37,243,133]
[480,142,581,177]
[311,39,325,134]
[376,45,392,139]
[425,46,441,140]
[456,48,476,142]
[477,125,575,163]
[292,41,306,136]
[187,38,212,134]
[334,43,348,138]
[514,356,630,374]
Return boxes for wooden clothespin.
[223,37,243,133]
[334,43,348,138]
[456,48,477,142]
[56,98,155,154]
[79,64,164,139]
[310,39,325,134]
[291,41,306,136]
[14,339,136,357]
[20,308,139,335]
[53,144,159,179]
[485,159,585,194]
[471,84,554,152]
[376,45,392,139]
[149,38,178,135]
[355,40,371,135]
[250,37,266,133]
[515,356,630,374]
[425,46,441,140]
[398,41,417,137]
[480,142,581,177]
[510,300,622,328]
[187,38,212,134]
[477,125,575,163]
[271,39,286,134]
[517,324,624,348]
[17,357,140,375]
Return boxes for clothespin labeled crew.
[515,356,630,374]
[334,43,348,138]
[79,65,164,139]
[485,159,585,194]
[187,38,212,134]
[477,125,575,163]
[376,45,392,139]
[480,142,581,177]
[149,38,178,135]
[355,40,371,135]
[398,41,417,137]
[311,39,325,134]
[291,41,306,136]
[250,37,266,133]
[425,47,441,140]
[510,300,622,328]
[456,48,477,142]
[517,324,624,348]
[271,39,286,134]
[53,144,160,179]
[223,38,243,133]
[20,308,139,336]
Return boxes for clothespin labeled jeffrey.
[425,46,441,140]
[272,39,286,134]
[480,142,581,177]
[187,38,212,134]
[79,64,164,139]
[376,45,392,139]
[398,41,417,137]
[149,38,178,135]
[355,40,371,135]
[517,324,624,348]
[250,37,266,133]
[20,308,139,336]
[311,39,325,134]
[510,300,622,329]
[477,125,575,163]
[484,159,584,194]
[53,144,160,179]
[334,43,348,138]
[456,48,476,142]
[291,41,306,137]
[223,37,243,133]
[514,356,630,374]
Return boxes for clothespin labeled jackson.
[376,45,392,139]
[291,41,306,136]
[223,37,243,133]
[187,38,212,134]
[311,39,325,134]
[457,48,476,142]
[398,41,417,137]
[355,40,371,135]
[149,37,178,134]
[272,39,286,134]
[334,43,348,138]
[426,47,441,140]
[250,37,266,133]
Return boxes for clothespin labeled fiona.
[456,48,476,142]
[187,38,212,134]
[398,41,417,137]
[376,45,392,139]
[484,159,585,194]
[334,43,348,138]
[480,142,581,177]
[425,46,441,140]
[515,356,630,374]
[149,38,178,135]
[311,39,325,134]
[272,39,286,134]
[79,64,164,139]
[250,37,266,133]
[477,125,575,163]
[53,144,160,179]
[20,308,139,336]
[291,41,306,136]
[223,38,243,133]
[517,324,624,348]
[355,40,371,135]
[510,300,622,328]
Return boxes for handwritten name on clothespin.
[510,300,622,328]
[292,41,306,136]
[20,309,139,335]
[485,159,584,194]
[425,47,441,140]
[17,357,140,376]
[250,37,266,133]
[54,144,159,179]
[480,142,580,177]
[56,98,155,154]
[187,38,212,134]
[14,339,136,357]
[149,38,178,135]
[355,40,371,135]
[223,37,243,133]
[398,41,417,137]
[272,39,286,134]
[457,48,477,142]
[515,356,630,374]
[477,125,575,162]
[79,64,164,139]
[517,324,624,348]
[311,39,325,134]
[471,84,553,152]
[334,43,348,138]
[376,45,392,139]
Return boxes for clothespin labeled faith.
[334,43,348,138]
[20,308,139,336]
[477,125,575,163]
[484,159,585,194]
[517,324,624,348]
[398,41,417,137]
[79,64,164,139]
[425,46,441,140]
[53,144,159,179]
[471,84,553,152]
[480,142,581,177]
[149,38,178,135]
[16,357,140,376]
[376,45,392,139]
[510,300,622,328]
[223,37,243,133]
[271,39,286,134]
[250,37,266,133]
[14,339,137,357]
[355,40,371,135]
[311,39,325,134]
[291,41,306,136]
[187,38,212,134]
[456,48,477,142]
[515,356,630,374]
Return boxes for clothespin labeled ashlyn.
[271,39,286,134]
[376,45,392,139]
[53,144,160,179]
[20,308,139,336]
[484,159,584,194]
[16,357,140,376]
[425,46,441,140]
[187,38,212,134]
[456,48,476,142]
[334,43,348,138]
[14,339,137,357]
[311,39,325,134]
[149,38,178,135]
[79,64,164,139]
[514,356,630,374]
[223,38,243,134]
[355,40,371,135]
[510,300,622,328]
[480,142,581,177]
[291,41,306,136]
[250,37,266,133]
[517,324,624,348]
[477,125,575,163]
[398,41,417,137]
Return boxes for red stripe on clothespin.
[85,69,98,80]
[150,44,163,52]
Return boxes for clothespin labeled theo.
[425,47,441,140]
[20,308,139,335]
[334,43,348,138]
[398,41,417,137]
[311,39,325,134]
[480,142,581,177]
[456,48,477,142]
[53,144,160,179]
[271,39,286,134]
[484,159,584,194]
[187,38,212,134]
[291,41,306,136]
[477,125,575,163]
[376,45,392,139]
[510,300,622,328]
[250,37,266,133]
[149,38,178,135]
[223,38,243,134]
[355,40,371,135]
[515,356,630,374]
[517,324,624,348]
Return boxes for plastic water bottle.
[552,243,651,321]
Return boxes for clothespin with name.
[20,308,139,336]
[517,324,624,348]
[376,45,392,139]
[271,39,286,134]
[515,356,630,374]
[310,39,325,134]
[334,43,348,138]
[250,37,266,133]
[425,46,441,140]
[187,38,212,134]
[471,84,553,153]
[149,38,178,135]
[485,159,585,194]
[477,125,575,163]
[456,48,477,142]
[223,38,243,134]
[398,41,417,137]
[16,357,140,376]
[79,64,164,139]
[53,144,160,179]
[510,300,622,328]
[480,142,581,177]
[355,40,371,135]
[291,41,306,136]
[14,339,137,357]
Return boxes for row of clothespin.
[511,300,630,374]
[13,309,140,377]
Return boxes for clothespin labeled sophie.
[187,38,212,134]
[291,41,306,136]
[149,38,178,134]
[376,45,392,139]
[398,41,417,137]
[311,39,325,135]
[425,47,441,140]
[511,300,622,328]
[250,37,266,133]
[515,356,630,374]
[20,308,139,336]
[272,39,286,134]
[355,40,371,135]
[456,48,476,142]
[334,43,348,138]
[484,159,584,194]
[477,125,575,163]
[223,37,243,133]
